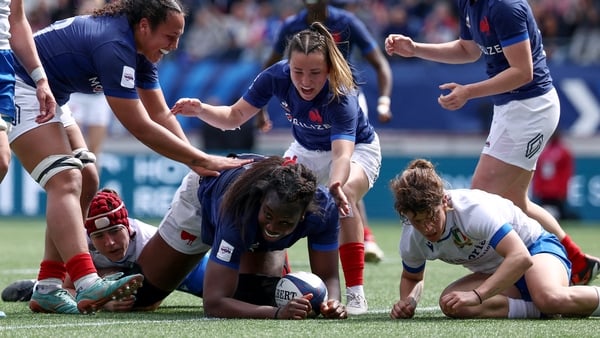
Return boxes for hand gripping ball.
[274,271,328,317]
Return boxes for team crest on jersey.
[308,109,323,124]
[180,230,197,245]
[451,228,472,248]
[525,133,544,159]
[479,16,490,36]
[332,31,342,44]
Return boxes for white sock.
[507,298,541,318]
[347,285,364,295]
[34,278,63,294]
[591,286,600,316]
[73,273,101,293]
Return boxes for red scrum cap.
[85,189,130,236]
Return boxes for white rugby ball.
[274,271,328,316]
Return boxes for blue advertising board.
[2,153,599,222]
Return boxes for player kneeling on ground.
[133,154,347,319]
[389,159,600,320]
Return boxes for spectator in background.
[181,5,232,61]
[532,131,578,221]
[380,3,421,51]
[568,0,600,65]
[419,0,458,43]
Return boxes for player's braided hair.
[92,0,185,29]
[220,156,319,232]
[389,159,445,219]
[284,21,356,102]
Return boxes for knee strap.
[30,155,84,188]
[73,148,97,166]
[73,148,96,167]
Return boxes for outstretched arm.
[171,97,260,131]
[108,94,250,176]
[385,34,481,64]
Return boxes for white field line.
[0,307,441,331]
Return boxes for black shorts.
[233,274,281,306]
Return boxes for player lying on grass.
[2,189,208,312]
[132,154,347,319]
[389,158,600,319]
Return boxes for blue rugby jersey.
[13,15,159,106]
[457,0,553,105]
[243,61,375,151]
[197,154,340,270]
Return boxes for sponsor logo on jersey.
[217,239,234,262]
[120,66,135,88]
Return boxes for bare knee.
[531,290,562,314]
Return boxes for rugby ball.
[274,271,328,316]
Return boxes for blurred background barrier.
[164,60,600,136]
[2,151,599,221]
[2,60,599,221]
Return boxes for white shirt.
[400,189,545,274]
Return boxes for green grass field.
[1,218,600,337]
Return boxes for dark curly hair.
[220,156,319,233]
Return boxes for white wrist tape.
[30,66,47,83]
[377,96,391,115]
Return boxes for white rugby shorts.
[482,88,560,171]
[158,171,211,255]
[8,76,62,143]
[283,133,382,188]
